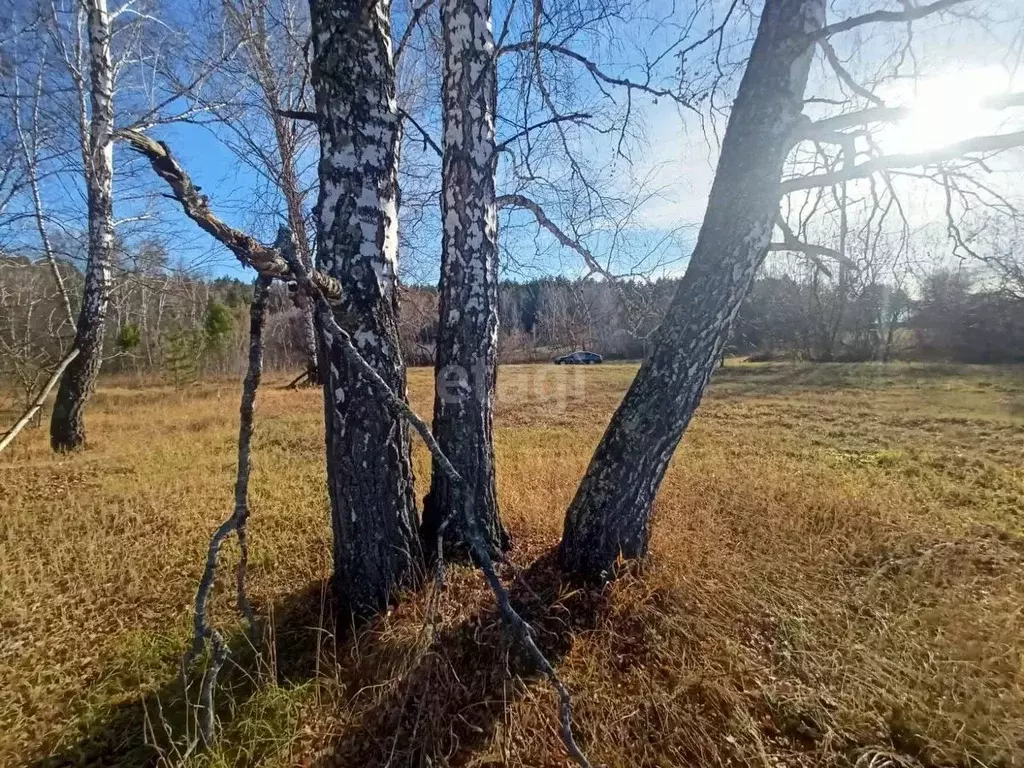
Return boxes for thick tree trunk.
[421,0,508,560]
[559,0,825,580]
[50,0,114,453]
[308,0,421,615]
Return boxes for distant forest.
[3,242,1022,401]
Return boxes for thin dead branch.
[0,348,80,454]
[185,274,271,746]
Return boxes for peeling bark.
[422,0,508,560]
[50,0,115,452]
[559,0,826,581]
[308,0,421,615]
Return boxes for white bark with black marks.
[308,0,421,615]
[50,0,115,452]
[422,0,507,560]
[559,0,827,580]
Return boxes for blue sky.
[9,0,1023,287]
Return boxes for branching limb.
[819,39,884,107]
[499,39,690,107]
[399,107,443,158]
[497,112,593,150]
[395,0,436,65]
[118,129,342,301]
[770,214,855,276]
[814,0,973,40]
[497,193,615,281]
[281,242,592,768]
[781,129,1024,194]
[796,106,909,140]
[186,275,271,746]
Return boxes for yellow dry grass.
[1,362,1023,767]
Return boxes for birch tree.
[48,0,115,452]
[558,0,1024,580]
[308,0,422,613]
[420,0,508,559]
[212,0,322,385]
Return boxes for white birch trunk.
[422,0,507,559]
[50,0,115,452]
[309,0,421,615]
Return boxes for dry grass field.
[2,362,1023,767]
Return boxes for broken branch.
[186,274,271,745]
[0,347,80,454]
[118,129,342,301]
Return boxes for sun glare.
[879,68,1016,155]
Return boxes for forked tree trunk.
[50,0,115,453]
[421,0,508,560]
[559,0,825,580]
[308,0,421,615]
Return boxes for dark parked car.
[553,351,603,365]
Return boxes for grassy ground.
[1,362,1022,767]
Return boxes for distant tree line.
[0,242,313,406]
[402,267,1024,366]
[4,249,1022,403]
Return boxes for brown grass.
[1,362,1022,767]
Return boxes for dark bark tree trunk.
[421,0,508,560]
[50,0,115,453]
[308,0,421,615]
[559,0,826,581]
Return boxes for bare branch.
[814,0,974,40]
[798,106,909,138]
[187,274,271,745]
[118,129,342,301]
[781,129,1024,194]
[499,39,690,106]
[399,107,443,158]
[0,348,80,454]
[497,112,593,150]
[770,213,856,276]
[395,0,436,65]
[820,39,884,107]
[497,193,615,280]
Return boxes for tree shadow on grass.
[33,550,605,768]
[32,580,333,768]
[313,548,608,767]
